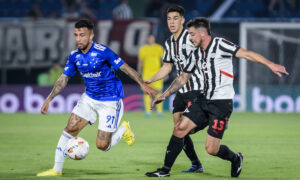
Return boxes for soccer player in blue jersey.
[37,19,157,177]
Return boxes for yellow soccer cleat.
[121,121,135,146]
[36,169,62,177]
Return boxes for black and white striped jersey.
[163,29,203,93]
[184,37,240,100]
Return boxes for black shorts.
[172,91,202,114]
[183,99,233,139]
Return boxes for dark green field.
[0,112,299,180]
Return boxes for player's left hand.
[151,96,165,110]
[141,83,158,98]
[269,63,289,77]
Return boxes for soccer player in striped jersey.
[146,18,288,177]
[37,19,157,177]
[145,5,204,174]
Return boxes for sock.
[53,131,73,173]
[183,135,201,166]
[163,135,184,170]
[144,94,151,113]
[215,145,237,162]
[156,93,163,114]
[105,125,126,151]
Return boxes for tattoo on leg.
[98,131,112,141]
[65,114,88,135]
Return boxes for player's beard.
[78,42,90,51]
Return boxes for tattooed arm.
[151,72,191,109]
[41,74,70,114]
[119,63,157,98]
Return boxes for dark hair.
[186,17,211,35]
[167,5,185,16]
[74,19,94,30]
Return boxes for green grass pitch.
[0,112,299,180]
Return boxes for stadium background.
[0,0,299,113]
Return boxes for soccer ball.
[65,137,89,160]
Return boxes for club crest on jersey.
[182,43,186,49]
[76,61,80,66]
[76,54,81,58]
[91,52,97,57]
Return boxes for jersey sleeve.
[105,46,125,70]
[162,40,173,63]
[183,49,197,73]
[219,38,240,57]
[63,53,77,77]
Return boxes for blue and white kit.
[63,42,125,132]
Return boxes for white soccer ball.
[65,137,89,160]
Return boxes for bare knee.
[96,141,110,151]
[205,144,219,155]
[173,125,187,138]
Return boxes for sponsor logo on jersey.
[82,64,88,66]
[114,57,122,64]
[81,71,101,78]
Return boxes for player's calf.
[96,130,112,151]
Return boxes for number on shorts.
[106,115,115,128]
[212,119,224,131]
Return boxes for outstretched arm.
[145,63,173,84]
[41,74,70,114]
[152,72,191,109]
[119,63,157,98]
[236,48,289,77]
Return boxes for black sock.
[183,135,201,166]
[163,135,184,170]
[216,145,237,162]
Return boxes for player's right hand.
[41,99,50,114]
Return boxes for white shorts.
[72,93,124,132]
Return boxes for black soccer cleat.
[231,152,243,177]
[145,168,170,177]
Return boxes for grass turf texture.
[0,112,299,180]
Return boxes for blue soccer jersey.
[63,42,125,101]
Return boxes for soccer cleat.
[121,121,135,146]
[181,164,204,173]
[157,113,163,117]
[145,112,151,117]
[36,169,62,176]
[145,168,170,177]
[231,152,243,177]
